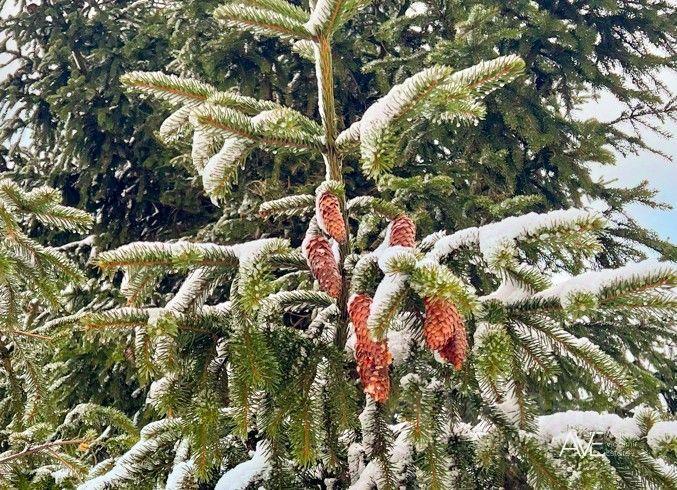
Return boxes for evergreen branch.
[410,262,478,315]
[367,273,409,339]
[0,438,89,466]
[207,91,281,115]
[159,105,195,144]
[121,71,217,105]
[515,433,568,490]
[0,179,92,232]
[305,0,366,37]
[259,290,335,324]
[78,419,185,488]
[346,196,403,219]
[194,105,322,150]
[202,136,251,202]
[81,308,153,330]
[193,105,258,140]
[516,317,633,395]
[57,403,140,438]
[214,4,314,40]
[360,65,453,177]
[336,120,361,149]
[259,194,315,218]
[442,55,526,98]
[245,0,310,22]
[95,242,239,270]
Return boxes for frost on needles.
[1,0,676,489]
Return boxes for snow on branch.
[165,460,196,489]
[121,71,217,105]
[78,419,183,490]
[207,90,283,115]
[336,120,361,148]
[426,208,604,264]
[259,194,315,218]
[96,238,285,271]
[193,105,322,151]
[359,65,452,177]
[246,0,310,22]
[536,410,642,444]
[304,0,365,36]
[95,242,238,270]
[202,136,251,203]
[305,0,345,35]
[214,441,271,490]
[348,421,411,489]
[647,421,677,452]
[214,3,313,40]
[368,272,409,338]
[165,268,213,313]
[442,54,525,98]
[358,56,524,178]
[533,258,676,308]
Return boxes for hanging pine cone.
[316,190,347,244]
[389,215,416,248]
[357,341,392,403]
[302,234,342,299]
[423,297,463,350]
[348,293,392,403]
[348,293,371,342]
[439,322,468,370]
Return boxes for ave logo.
[559,431,603,457]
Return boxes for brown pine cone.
[389,215,416,248]
[348,293,392,403]
[439,323,468,370]
[317,191,347,244]
[423,297,463,351]
[302,234,342,299]
[348,293,372,343]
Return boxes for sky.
[576,70,676,242]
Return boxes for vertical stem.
[314,35,350,347]
[316,35,341,181]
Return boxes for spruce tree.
[2,1,676,488]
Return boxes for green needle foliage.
[1,2,674,488]
[0,176,92,434]
[0,1,676,489]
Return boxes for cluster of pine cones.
[303,186,468,403]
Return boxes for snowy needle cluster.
[0,1,676,489]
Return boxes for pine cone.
[439,323,468,370]
[423,297,463,351]
[317,191,347,244]
[348,293,392,403]
[355,341,392,403]
[348,293,371,342]
[389,215,416,248]
[302,234,342,299]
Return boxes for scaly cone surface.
[316,189,347,244]
[439,321,468,370]
[423,297,460,350]
[389,214,416,247]
[302,232,342,299]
